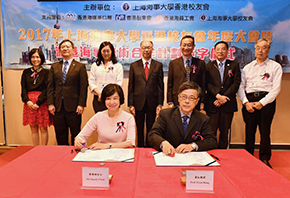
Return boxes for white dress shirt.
[238,58,282,106]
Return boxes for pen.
[205,160,216,166]
[153,151,161,155]
[210,154,220,161]
[121,157,134,162]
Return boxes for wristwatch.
[109,143,112,149]
[191,143,197,151]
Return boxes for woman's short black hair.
[101,84,125,106]
[28,48,45,65]
[96,41,118,66]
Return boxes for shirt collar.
[142,58,151,68]
[178,106,193,119]
[182,56,192,66]
[253,57,270,67]
[63,58,73,66]
[217,59,226,66]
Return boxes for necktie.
[219,62,224,83]
[182,115,189,136]
[186,59,190,81]
[144,62,149,80]
[62,61,69,83]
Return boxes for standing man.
[128,40,164,147]
[47,39,88,145]
[167,35,205,109]
[238,38,282,168]
[148,81,217,154]
[205,41,241,149]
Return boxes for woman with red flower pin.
[75,84,136,150]
[89,41,123,113]
[21,48,53,146]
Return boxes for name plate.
[82,167,109,190]
[186,170,214,193]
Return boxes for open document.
[72,148,135,162]
[153,151,220,167]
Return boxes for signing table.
[0,146,289,198]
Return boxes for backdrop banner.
[2,0,290,72]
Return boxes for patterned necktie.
[62,61,69,83]
[182,115,189,136]
[144,62,149,80]
[219,62,224,83]
[186,59,190,81]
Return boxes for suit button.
[221,86,224,89]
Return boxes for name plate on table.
[82,167,109,190]
[186,170,214,193]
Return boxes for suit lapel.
[184,111,197,139]
[173,108,184,137]
[137,59,146,81]
[147,60,154,81]
[178,57,186,75]
[223,60,230,84]
[65,59,75,83]
[213,60,222,84]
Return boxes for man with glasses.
[238,38,282,168]
[167,35,206,110]
[148,82,217,155]
[47,39,88,145]
[128,40,164,147]
[205,41,241,149]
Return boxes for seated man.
[148,81,217,155]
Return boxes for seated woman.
[75,84,136,150]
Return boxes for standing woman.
[89,41,123,113]
[21,48,53,145]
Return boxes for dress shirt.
[89,61,123,95]
[62,58,73,73]
[142,58,151,69]
[182,56,192,69]
[238,58,283,106]
[216,59,226,83]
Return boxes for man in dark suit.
[128,40,164,147]
[148,81,217,154]
[47,39,88,145]
[167,35,206,110]
[205,41,241,149]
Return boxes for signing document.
[73,148,135,162]
[153,152,220,166]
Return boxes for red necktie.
[144,62,149,80]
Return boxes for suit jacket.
[148,107,217,151]
[205,60,241,113]
[128,59,164,111]
[167,57,206,105]
[47,60,88,112]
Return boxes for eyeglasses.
[179,95,198,101]
[181,44,193,48]
[141,46,152,50]
[60,45,72,49]
[255,46,269,51]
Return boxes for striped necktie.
[62,61,69,83]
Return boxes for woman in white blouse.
[89,41,123,113]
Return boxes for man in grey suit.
[148,82,217,155]
[47,39,88,145]
[128,40,164,147]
